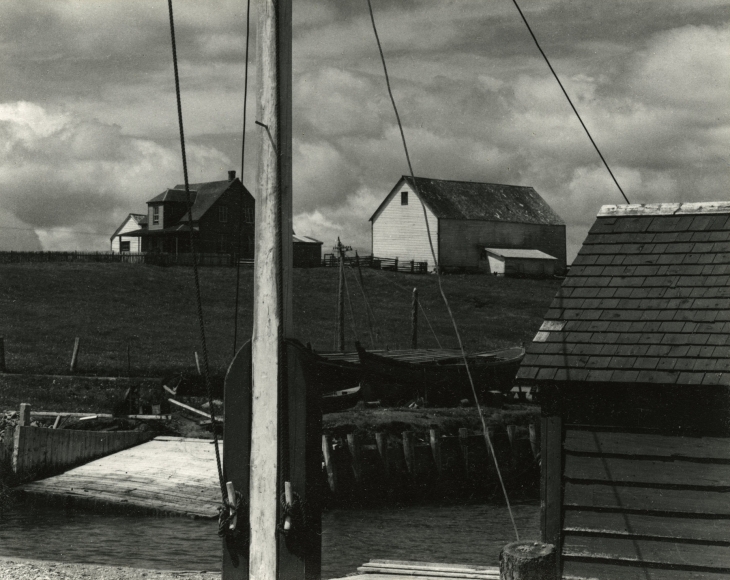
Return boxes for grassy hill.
[0,262,560,377]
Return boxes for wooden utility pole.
[338,240,345,352]
[411,287,418,349]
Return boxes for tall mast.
[249,0,292,577]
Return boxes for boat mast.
[249,0,292,577]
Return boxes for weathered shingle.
[517,202,730,387]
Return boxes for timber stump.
[499,541,556,580]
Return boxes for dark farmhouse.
[370,176,566,274]
[517,202,730,579]
[126,170,255,258]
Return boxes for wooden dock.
[18,436,220,518]
[330,560,500,579]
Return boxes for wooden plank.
[541,415,563,554]
[564,454,730,487]
[565,429,730,460]
[222,341,252,580]
[598,202,730,217]
[563,509,730,542]
[563,534,730,569]
[564,560,730,580]
[167,398,214,419]
[364,559,501,573]
[564,481,730,515]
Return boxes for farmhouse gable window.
[219,205,229,223]
[401,191,408,205]
[243,207,254,223]
[152,205,160,225]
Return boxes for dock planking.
[19,436,221,518]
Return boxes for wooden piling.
[411,288,418,349]
[347,432,362,484]
[70,337,80,372]
[322,434,337,494]
[375,432,389,480]
[528,423,539,459]
[429,429,442,475]
[500,541,556,580]
[402,431,415,476]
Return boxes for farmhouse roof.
[370,176,564,225]
[109,213,148,241]
[148,188,197,204]
[485,248,557,260]
[517,202,730,387]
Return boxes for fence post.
[394,257,399,272]
[70,337,81,372]
[0,336,5,373]
[411,288,418,349]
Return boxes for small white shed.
[110,213,146,253]
[481,248,557,277]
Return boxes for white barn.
[370,176,566,273]
[110,213,146,253]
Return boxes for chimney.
[228,170,236,181]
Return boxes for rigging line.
[342,264,361,345]
[418,301,443,350]
[232,0,253,358]
[166,0,226,503]
[508,0,629,204]
[348,264,377,348]
[365,0,520,541]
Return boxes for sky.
[0,0,728,262]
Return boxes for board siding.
[439,219,566,272]
[561,428,730,579]
[111,216,144,253]
[372,182,439,266]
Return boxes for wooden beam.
[70,337,80,373]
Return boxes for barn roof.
[485,248,557,260]
[370,176,564,225]
[517,202,730,387]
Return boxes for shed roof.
[370,176,564,225]
[293,234,322,245]
[517,202,730,388]
[485,248,557,260]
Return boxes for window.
[219,205,229,223]
[120,240,130,253]
[152,205,160,225]
[243,207,254,224]
[401,191,408,205]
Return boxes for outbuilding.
[110,213,146,253]
[517,202,730,579]
[292,234,322,267]
[369,176,566,273]
[480,247,557,277]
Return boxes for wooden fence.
[0,251,233,267]
[322,254,429,274]
[321,423,539,501]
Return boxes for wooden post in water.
[411,288,418,349]
[70,337,80,372]
[500,541,556,580]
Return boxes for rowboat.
[355,342,525,406]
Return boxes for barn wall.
[504,257,555,277]
[371,181,438,267]
[439,220,566,273]
[111,218,143,252]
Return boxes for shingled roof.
[517,202,730,387]
[370,176,564,225]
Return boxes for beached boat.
[355,342,524,406]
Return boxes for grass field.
[0,262,560,378]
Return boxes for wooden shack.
[369,176,566,274]
[292,233,322,267]
[480,247,557,277]
[517,202,730,579]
